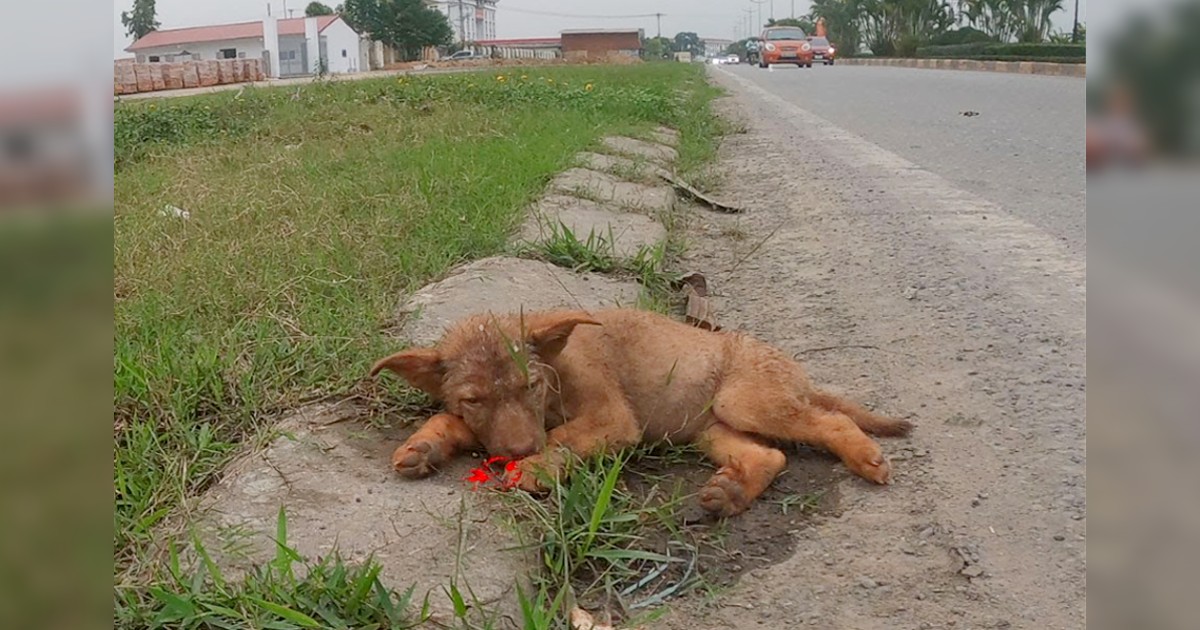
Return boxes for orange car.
[758,26,815,68]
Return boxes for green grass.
[115,508,433,629]
[114,63,722,624]
[502,450,701,625]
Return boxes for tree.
[767,17,816,33]
[672,32,702,57]
[642,36,673,60]
[306,2,335,16]
[121,0,160,41]
[340,0,453,59]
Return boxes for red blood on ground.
[466,455,523,490]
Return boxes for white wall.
[134,37,265,64]
[438,0,497,43]
[322,19,361,73]
[131,17,362,76]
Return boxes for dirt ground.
[647,72,1085,629]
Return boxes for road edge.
[836,57,1085,78]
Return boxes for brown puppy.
[372,308,912,516]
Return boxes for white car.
[725,54,740,64]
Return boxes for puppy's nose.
[501,439,540,459]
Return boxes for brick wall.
[114,59,266,96]
[560,32,642,59]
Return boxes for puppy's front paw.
[507,454,559,493]
[699,468,751,517]
[392,440,445,479]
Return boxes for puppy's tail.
[809,390,913,437]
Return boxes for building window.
[342,49,347,57]
[219,48,237,59]
[148,55,160,62]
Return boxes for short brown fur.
[373,309,913,516]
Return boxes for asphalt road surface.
[720,63,1085,255]
[660,65,1086,629]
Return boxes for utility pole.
[791,0,795,18]
[751,0,767,30]
[656,13,663,39]
[459,0,467,45]
[1071,0,1081,43]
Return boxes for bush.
[916,42,1086,61]
[928,27,996,46]
[895,34,923,58]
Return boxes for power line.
[493,5,662,19]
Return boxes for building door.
[279,47,306,76]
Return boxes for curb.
[836,57,1085,78]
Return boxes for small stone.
[915,593,926,601]
[962,565,984,578]
[971,498,981,507]
[858,577,879,589]
[1053,534,1066,541]
[900,544,917,555]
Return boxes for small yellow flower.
[148,103,156,110]
[547,78,554,84]
[520,75,528,80]
[585,83,594,92]
[496,74,507,82]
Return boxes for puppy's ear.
[370,348,444,397]
[528,312,602,359]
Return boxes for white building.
[126,15,364,78]
[426,1,498,44]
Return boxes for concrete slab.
[650,126,681,147]
[575,151,665,181]
[602,135,678,165]
[191,402,528,621]
[519,195,667,259]
[398,256,642,346]
[550,168,675,213]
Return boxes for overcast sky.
[113,0,1087,59]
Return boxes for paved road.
[659,66,1085,629]
[719,63,1086,255]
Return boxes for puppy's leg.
[697,423,788,517]
[511,406,641,492]
[392,413,479,479]
[713,382,894,485]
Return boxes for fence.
[114,59,267,96]
[464,46,560,60]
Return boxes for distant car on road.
[725,54,740,64]
[758,27,814,68]
[807,36,836,65]
[447,50,479,61]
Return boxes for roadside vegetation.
[114,63,722,627]
[726,0,1083,60]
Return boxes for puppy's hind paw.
[699,469,751,518]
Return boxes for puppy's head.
[371,310,601,458]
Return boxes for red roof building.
[127,16,339,52]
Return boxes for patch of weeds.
[114,508,431,629]
[524,221,621,274]
[502,450,701,625]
